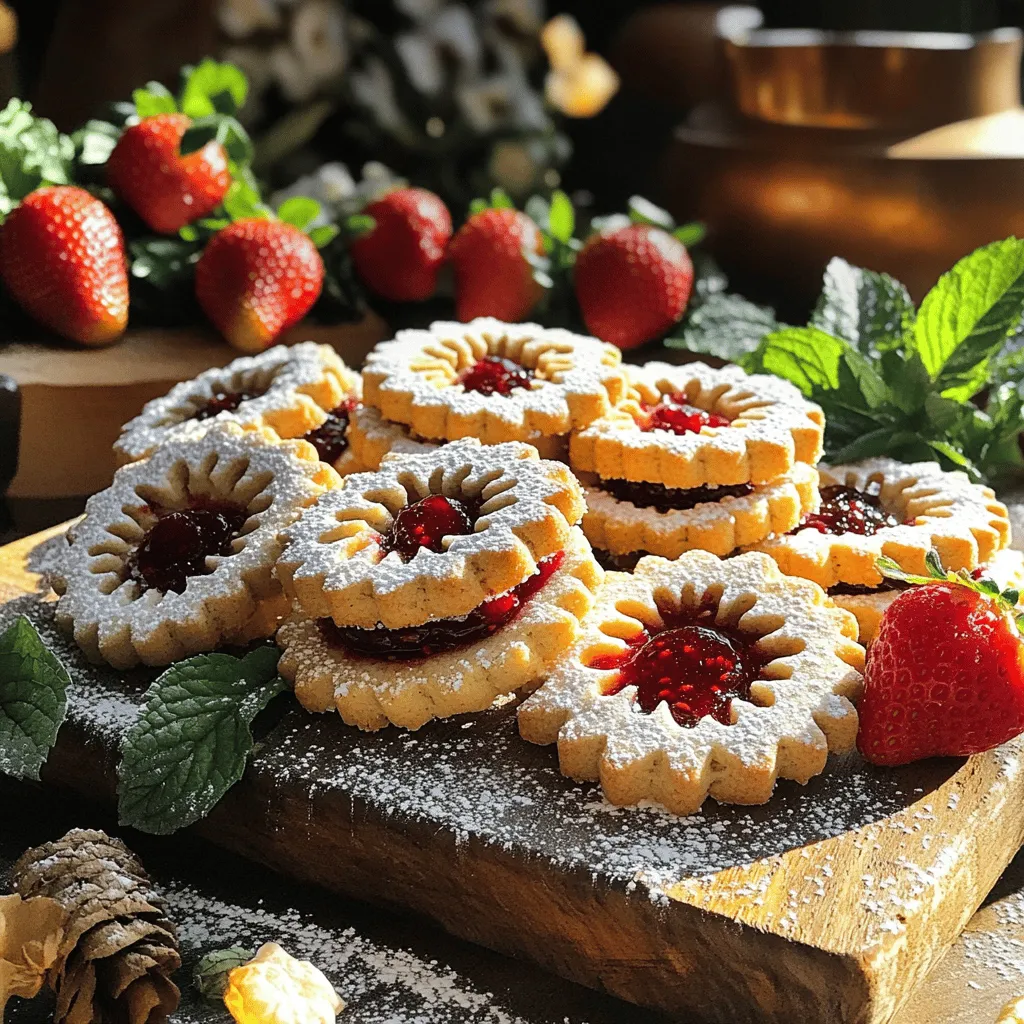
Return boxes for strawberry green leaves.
[0,616,71,780]
[0,100,75,216]
[877,549,1024,633]
[117,646,287,835]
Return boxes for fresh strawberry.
[857,554,1024,766]
[448,207,545,322]
[195,218,324,353]
[574,223,694,349]
[0,186,128,346]
[106,113,230,234]
[350,187,451,302]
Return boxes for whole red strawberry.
[574,223,693,349]
[195,218,324,353]
[107,113,230,234]
[350,187,451,302]
[858,577,1024,766]
[0,185,128,346]
[448,208,545,322]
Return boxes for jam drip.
[126,501,247,594]
[640,392,731,436]
[591,605,766,728]
[320,550,565,660]
[192,388,265,421]
[380,494,477,561]
[303,397,359,464]
[457,356,534,396]
[600,477,754,514]
[798,484,900,536]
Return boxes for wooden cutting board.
[0,315,387,499]
[3,523,1024,1024]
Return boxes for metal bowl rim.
[722,27,1023,50]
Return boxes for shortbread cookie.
[278,528,602,731]
[361,318,626,443]
[115,342,360,463]
[753,458,1011,589]
[53,423,338,668]
[276,439,587,629]
[348,402,567,471]
[518,550,864,815]
[570,362,824,489]
[835,546,1024,646]
[580,462,819,560]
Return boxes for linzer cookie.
[53,423,338,669]
[276,438,586,629]
[518,550,864,814]
[278,528,601,731]
[360,317,627,444]
[569,362,823,563]
[753,458,1011,641]
[114,342,360,465]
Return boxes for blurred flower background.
[215,0,617,212]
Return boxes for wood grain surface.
[0,316,387,498]
[3,524,1024,1024]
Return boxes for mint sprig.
[0,100,75,217]
[0,616,71,780]
[117,646,287,835]
[877,550,1024,633]
[732,238,1024,484]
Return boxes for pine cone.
[10,829,180,1024]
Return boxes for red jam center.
[320,550,565,660]
[798,484,900,536]
[599,477,754,513]
[303,397,359,464]
[457,356,534,396]
[192,389,265,421]
[592,608,765,728]
[640,392,731,436]
[126,502,247,594]
[380,494,476,561]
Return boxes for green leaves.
[179,59,248,120]
[0,616,70,781]
[667,292,779,365]
[812,257,914,354]
[912,238,1024,399]
[756,326,846,394]
[117,646,286,835]
[132,81,177,118]
[0,99,75,216]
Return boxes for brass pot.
[662,28,1024,307]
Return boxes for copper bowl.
[662,28,1024,308]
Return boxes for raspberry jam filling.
[457,356,534,396]
[320,550,565,660]
[797,484,900,536]
[125,501,247,594]
[302,397,359,464]
[599,477,754,513]
[192,389,265,421]
[590,605,766,728]
[639,393,731,436]
[380,494,478,561]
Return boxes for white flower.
[350,58,409,136]
[218,0,282,39]
[291,0,347,81]
[395,32,445,95]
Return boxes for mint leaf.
[667,292,778,367]
[757,326,846,395]
[118,646,286,835]
[673,221,706,247]
[308,224,339,248]
[180,60,248,119]
[0,616,70,781]
[277,195,321,232]
[812,257,914,354]
[133,82,177,117]
[914,237,1024,399]
[0,99,75,213]
[548,189,574,243]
